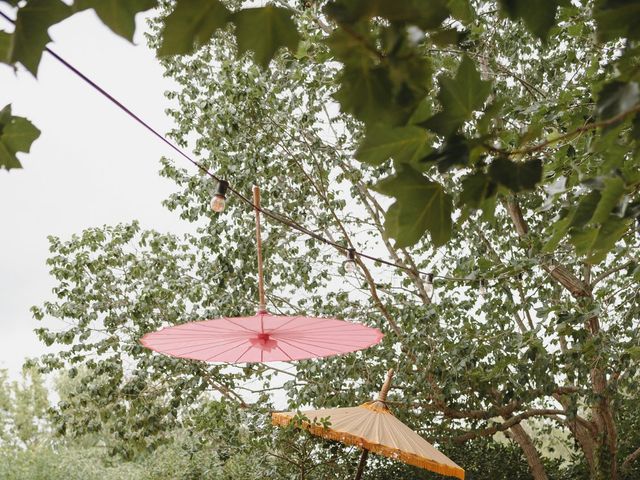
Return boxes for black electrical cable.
[0,10,492,284]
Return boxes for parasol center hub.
[249,332,278,352]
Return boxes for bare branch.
[592,261,634,287]
[454,409,565,443]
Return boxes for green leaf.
[594,0,640,42]
[375,165,452,247]
[421,134,469,172]
[325,0,450,29]
[569,216,630,264]
[329,25,432,126]
[74,0,156,41]
[407,99,433,125]
[542,214,573,252]
[0,104,41,170]
[447,0,475,23]
[421,56,491,136]
[158,0,231,56]
[488,157,543,192]
[590,177,626,224]
[499,0,565,40]
[570,190,601,228]
[542,185,622,253]
[477,100,504,135]
[355,126,431,165]
[632,113,640,139]
[334,64,402,125]
[9,0,72,75]
[460,172,497,209]
[596,81,639,123]
[627,346,640,360]
[325,25,375,64]
[0,31,10,64]
[231,6,300,69]
[323,0,374,24]
[388,53,433,105]
[383,202,402,243]
[430,28,466,46]
[375,0,450,29]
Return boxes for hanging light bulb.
[478,279,487,296]
[425,273,434,296]
[344,248,357,274]
[210,180,229,212]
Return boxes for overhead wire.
[0,10,493,285]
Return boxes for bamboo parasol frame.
[272,369,464,479]
[140,184,384,363]
[354,369,396,480]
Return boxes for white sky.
[0,8,192,378]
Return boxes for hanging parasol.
[140,186,383,363]
[272,369,464,480]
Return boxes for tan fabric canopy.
[272,400,464,480]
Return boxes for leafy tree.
[0,367,350,479]
[2,0,638,478]
[0,367,49,448]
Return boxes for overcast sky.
[0,8,192,378]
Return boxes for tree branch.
[505,197,591,297]
[591,261,634,287]
[489,104,640,157]
[622,446,640,472]
[507,423,550,480]
[454,409,565,443]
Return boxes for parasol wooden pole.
[354,369,395,480]
[253,185,266,313]
[377,368,395,402]
[354,450,369,480]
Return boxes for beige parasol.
[272,369,464,480]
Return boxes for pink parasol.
[140,186,383,363]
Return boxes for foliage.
[0,104,40,170]
[367,437,556,480]
[0,365,360,479]
[2,0,639,261]
[0,367,49,447]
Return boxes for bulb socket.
[215,179,229,197]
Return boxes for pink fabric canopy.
[140,312,384,363]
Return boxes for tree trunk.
[590,366,618,480]
[506,423,549,480]
[505,198,619,479]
